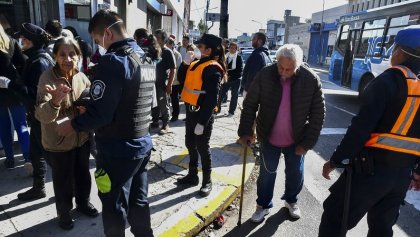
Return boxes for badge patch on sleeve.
[91,80,106,100]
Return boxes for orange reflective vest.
[364,65,420,156]
[180,60,223,107]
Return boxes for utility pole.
[219,0,228,38]
[205,0,210,31]
[319,0,325,65]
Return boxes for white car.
[269,50,277,63]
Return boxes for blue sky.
[190,0,348,37]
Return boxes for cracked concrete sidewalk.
[0,100,255,237]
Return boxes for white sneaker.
[225,112,234,117]
[284,202,301,219]
[24,162,33,176]
[250,205,270,223]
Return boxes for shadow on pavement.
[0,197,55,222]
[224,207,294,237]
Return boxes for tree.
[198,19,208,34]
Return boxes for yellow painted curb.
[158,144,255,237]
[196,186,239,224]
[158,213,203,237]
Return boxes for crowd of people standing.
[1,8,419,237]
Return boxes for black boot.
[76,202,99,217]
[177,168,199,186]
[18,178,46,201]
[199,171,212,197]
[58,213,74,230]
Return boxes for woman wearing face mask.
[16,23,55,202]
[177,33,226,197]
[0,24,28,170]
[35,37,98,230]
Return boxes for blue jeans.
[0,106,30,161]
[256,142,304,208]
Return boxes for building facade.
[0,0,188,45]
[287,23,311,61]
[266,20,285,49]
[265,10,300,50]
[348,0,412,13]
[307,4,347,65]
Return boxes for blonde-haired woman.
[35,37,97,230]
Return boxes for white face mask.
[98,45,107,56]
[98,20,123,56]
[18,38,23,48]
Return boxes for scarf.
[226,52,237,70]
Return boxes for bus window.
[390,15,409,27]
[384,14,419,59]
[356,19,386,58]
[337,25,350,52]
[364,18,386,29]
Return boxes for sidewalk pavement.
[0,99,255,237]
[307,63,329,74]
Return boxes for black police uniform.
[318,61,420,236]
[178,56,222,194]
[72,39,155,237]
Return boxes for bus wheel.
[358,75,374,99]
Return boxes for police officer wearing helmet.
[319,26,420,237]
[56,10,155,237]
[177,33,226,197]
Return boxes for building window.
[352,4,355,13]
[362,2,365,10]
[357,3,360,11]
[372,0,376,8]
[367,1,370,9]
[378,0,382,7]
[384,0,388,6]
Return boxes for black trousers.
[170,84,182,118]
[185,109,214,172]
[318,166,412,237]
[45,142,92,216]
[152,86,170,126]
[28,117,47,180]
[96,151,153,237]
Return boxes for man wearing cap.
[319,27,420,237]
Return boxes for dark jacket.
[238,63,325,150]
[330,61,420,170]
[241,46,271,91]
[21,47,54,112]
[72,38,153,159]
[226,53,243,81]
[0,38,26,107]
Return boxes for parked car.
[269,50,277,63]
[240,49,253,64]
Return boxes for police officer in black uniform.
[319,27,420,237]
[56,10,155,237]
[177,34,226,197]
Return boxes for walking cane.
[340,164,353,237]
[237,145,248,226]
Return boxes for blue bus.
[329,0,420,96]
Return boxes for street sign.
[189,29,201,38]
[206,13,220,22]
